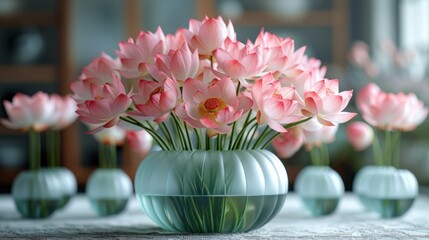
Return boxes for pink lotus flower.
[116,27,167,79]
[301,79,356,126]
[253,30,306,77]
[71,54,120,104]
[183,16,235,57]
[147,43,199,82]
[1,92,55,132]
[76,77,132,130]
[358,83,428,131]
[357,83,405,130]
[175,77,252,134]
[79,53,119,84]
[131,77,180,122]
[272,126,304,158]
[50,94,78,130]
[213,38,269,86]
[126,130,153,157]
[251,73,301,132]
[393,93,428,131]
[346,121,374,151]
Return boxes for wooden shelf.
[0,12,57,27]
[0,65,57,83]
[0,125,26,135]
[234,10,333,27]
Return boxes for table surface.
[1,192,429,240]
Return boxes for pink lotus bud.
[346,121,374,151]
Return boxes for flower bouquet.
[72,16,355,232]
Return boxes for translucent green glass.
[295,166,344,216]
[135,150,289,233]
[12,169,63,219]
[86,169,132,216]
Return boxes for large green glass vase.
[134,150,288,233]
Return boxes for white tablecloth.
[1,193,428,239]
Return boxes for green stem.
[184,123,193,150]
[321,143,330,166]
[385,130,392,166]
[310,147,319,166]
[393,131,401,168]
[372,129,383,166]
[108,143,117,169]
[29,129,41,171]
[98,142,105,168]
[245,123,259,149]
[120,116,169,150]
[159,122,174,150]
[47,129,56,167]
[251,126,271,149]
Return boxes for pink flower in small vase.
[116,27,167,79]
[357,83,405,130]
[301,79,356,126]
[346,121,374,151]
[126,129,153,157]
[75,77,132,130]
[183,16,235,57]
[175,77,252,135]
[50,94,78,130]
[253,30,306,77]
[131,77,180,122]
[2,91,55,132]
[147,43,200,82]
[213,38,269,86]
[393,93,428,131]
[250,73,302,133]
[272,126,304,158]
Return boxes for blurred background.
[0,0,428,193]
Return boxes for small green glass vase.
[364,167,418,218]
[12,169,63,219]
[295,166,344,216]
[86,168,132,216]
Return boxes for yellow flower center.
[198,97,227,120]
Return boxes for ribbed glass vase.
[134,150,289,233]
[353,166,395,211]
[86,169,133,216]
[295,166,344,216]
[46,167,77,209]
[364,167,418,218]
[12,168,63,219]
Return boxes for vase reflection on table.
[71,16,356,232]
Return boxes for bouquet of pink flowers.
[72,16,356,151]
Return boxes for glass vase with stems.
[86,142,133,216]
[295,143,345,216]
[12,129,63,219]
[357,128,418,217]
[46,129,77,209]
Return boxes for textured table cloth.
[1,193,428,239]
